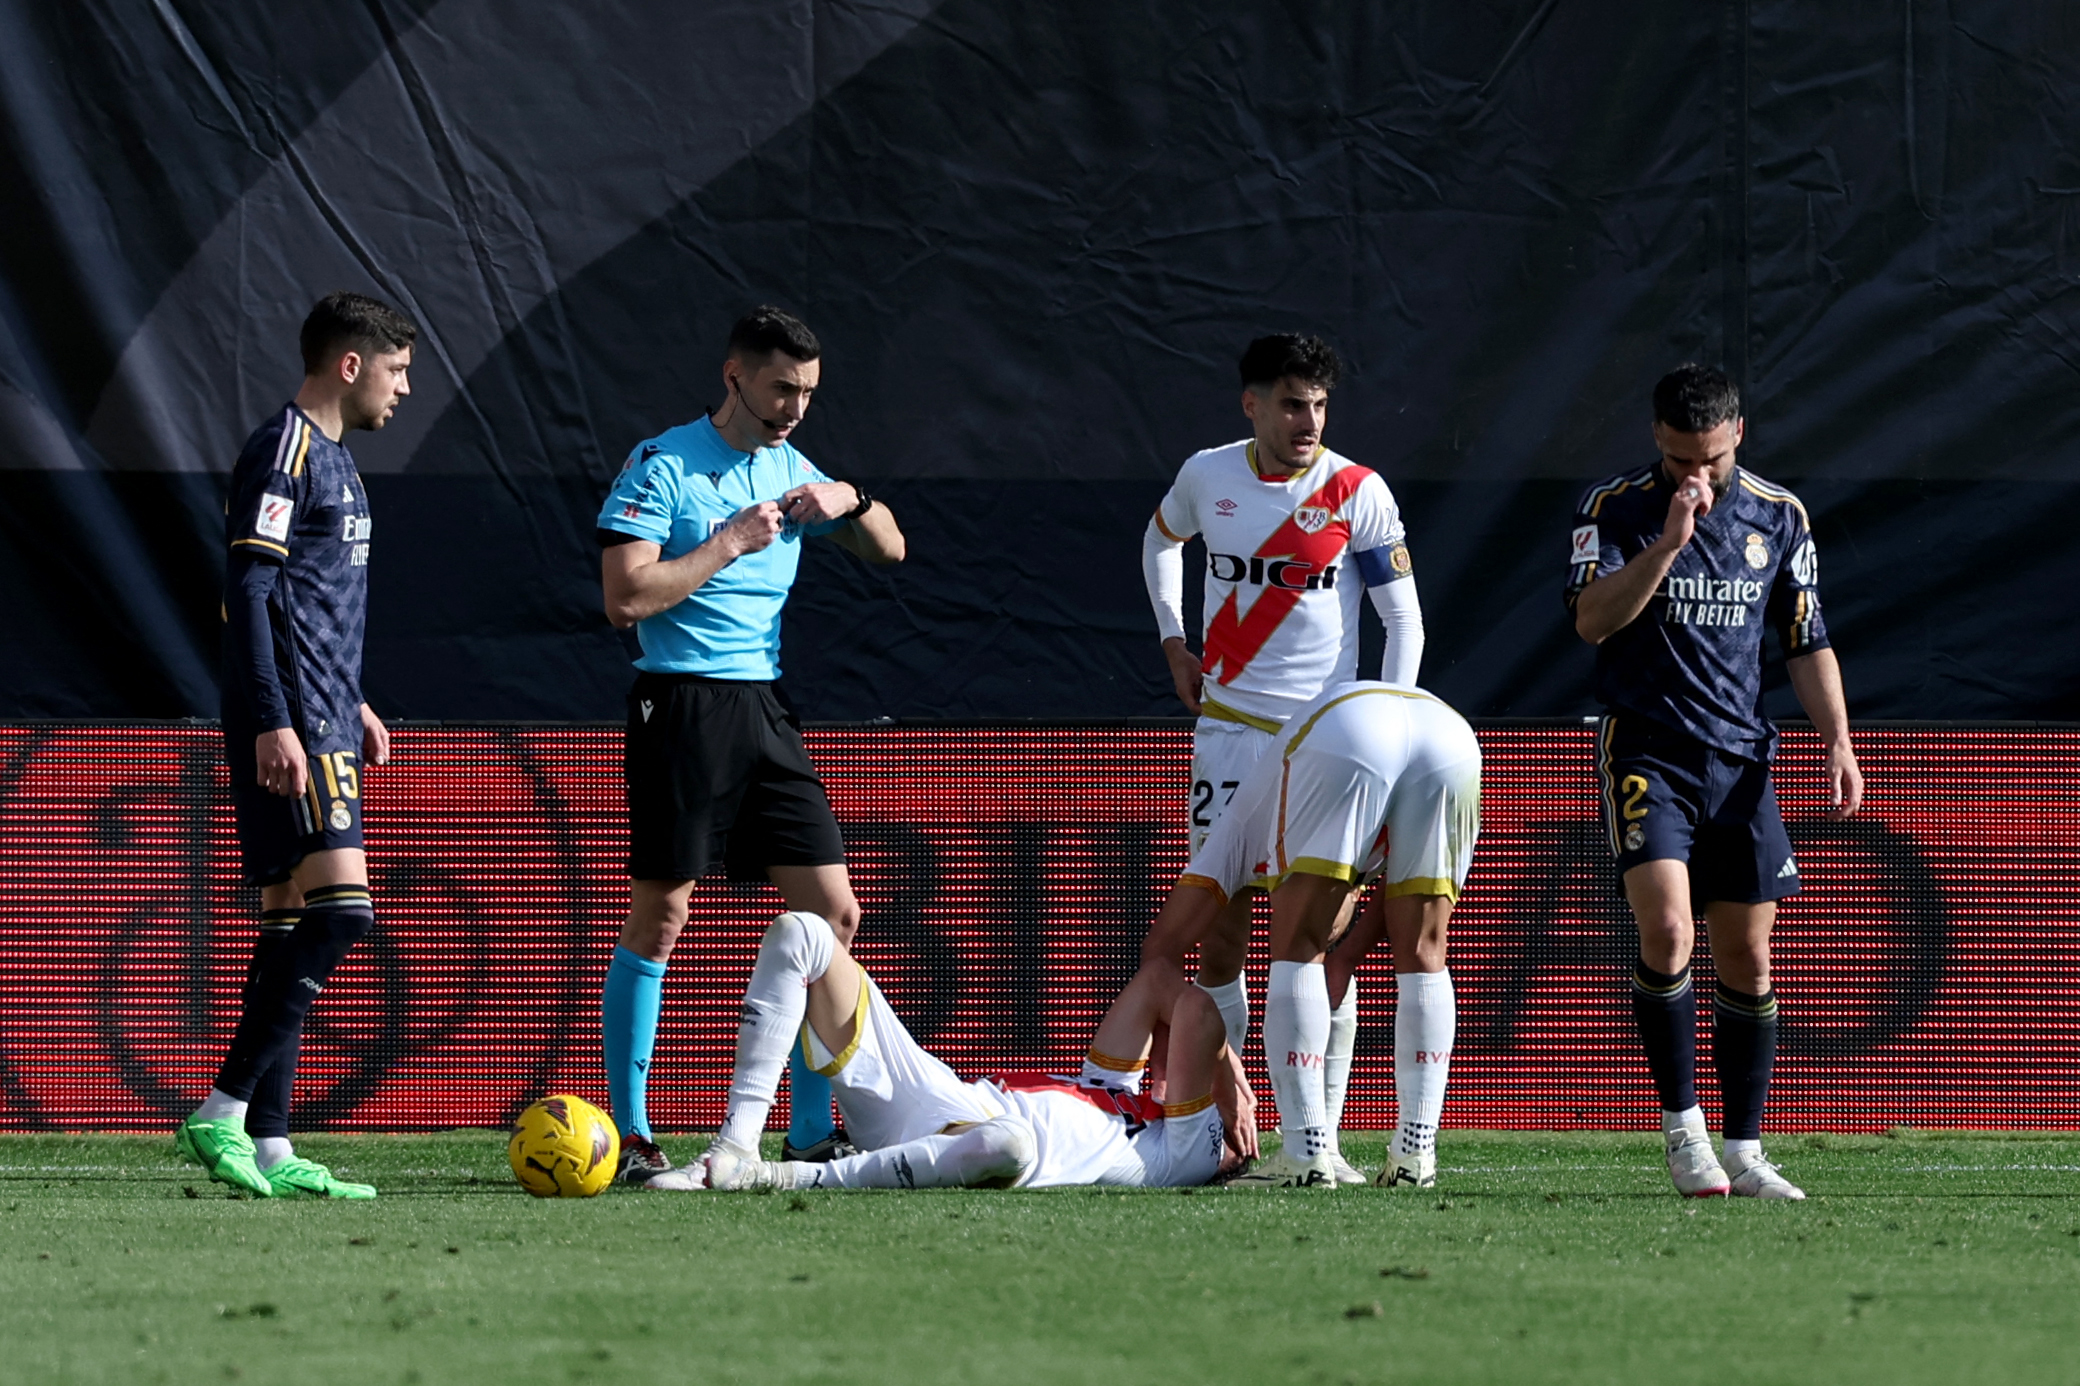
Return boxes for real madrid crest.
[1293,506,1330,535]
[330,801,352,831]
[1624,822,1645,852]
[1744,533,1769,570]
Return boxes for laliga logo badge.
[1293,506,1330,535]
[330,801,352,831]
[1744,533,1770,570]
[1624,822,1645,852]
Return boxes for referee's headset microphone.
[727,374,791,434]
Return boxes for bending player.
[1142,333,1425,1183]
[645,912,1235,1191]
[1135,680,1480,1188]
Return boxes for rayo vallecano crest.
[1293,506,1331,534]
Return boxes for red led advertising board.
[0,723,2074,1132]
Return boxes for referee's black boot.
[780,1129,859,1164]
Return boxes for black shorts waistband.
[631,671,774,688]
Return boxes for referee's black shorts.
[624,672,846,882]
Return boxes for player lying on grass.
[645,910,1245,1191]
[1132,679,1481,1189]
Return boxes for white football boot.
[1227,1148,1339,1188]
[1327,1149,1370,1187]
[644,1139,801,1192]
[1726,1149,1806,1200]
[1373,1150,1437,1189]
[1664,1126,1732,1198]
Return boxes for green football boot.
[174,1116,273,1197]
[260,1157,377,1200]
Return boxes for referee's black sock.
[213,885,374,1103]
[1713,983,1779,1140]
[244,909,301,1140]
[1630,959,1697,1113]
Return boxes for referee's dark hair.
[728,306,822,363]
[1653,364,1742,433]
[300,292,417,375]
[1239,333,1341,392]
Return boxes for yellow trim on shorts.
[1378,875,1461,903]
[1161,1091,1215,1118]
[1177,872,1228,909]
[803,963,872,1078]
[1283,685,1436,760]
[1200,697,1283,735]
[1276,856,1360,886]
[1086,1047,1147,1073]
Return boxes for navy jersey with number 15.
[221,404,372,746]
[1563,462,1828,761]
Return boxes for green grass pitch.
[3,1131,2077,1386]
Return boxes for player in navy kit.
[1566,365,1862,1201]
[176,292,416,1199]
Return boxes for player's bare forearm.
[1573,541,1679,645]
[1787,647,1862,817]
[826,503,906,564]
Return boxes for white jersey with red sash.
[1153,440,1408,725]
[983,1072,1221,1188]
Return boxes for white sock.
[808,1118,1035,1190]
[253,1137,294,1170]
[1663,1105,1708,1136]
[1197,973,1251,1055]
[1723,1137,1762,1164]
[194,1089,248,1124]
[1079,1049,1146,1095]
[1323,975,1359,1152]
[716,913,836,1151]
[1392,969,1455,1159]
[1264,960,1332,1160]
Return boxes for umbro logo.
[1777,856,1799,878]
[1214,498,1237,515]
[640,700,654,722]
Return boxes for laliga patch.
[1745,533,1770,570]
[1389,543,1412,574]
[256,494,293,542]
[1571,524,1598,563]
[1293,505,1331,534]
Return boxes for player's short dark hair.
[1238,333,1340,392]
[727,306,821,363]
[299,292,417,376]
[1653,364,1741,433]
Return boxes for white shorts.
[802,970,1005,1153]
[1191,716,1278,855]
[1272,689,1482,897]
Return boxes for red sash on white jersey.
[1201,464,1372,688]
[988,1071,1164,1129]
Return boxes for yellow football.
[508,1094,621,1198]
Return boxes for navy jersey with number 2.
[1563,462,1827,761]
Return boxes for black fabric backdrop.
[2,1,2076,720]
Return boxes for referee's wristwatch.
[840,484,876,521]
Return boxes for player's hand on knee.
[719,502,786,556]
[255,728,309,798]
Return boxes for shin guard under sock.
[212,886,374,1102]
[1323,975,1359,1141]
[602,947,666,1139]
[717,913,836,1151]
[1629,959,1697,1114]
[1264,960,1332,1159]
[1713,983,1779,1140]
[1392,970,1455,1159]
[243,908,301,1140]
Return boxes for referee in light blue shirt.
[595,306,905,1183]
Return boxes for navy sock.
[1713,983,1779,1140]
[1630,959,1697,1112]
[602,947,666,1140]
[213,885,374,1102]
[244,908,301,1139]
